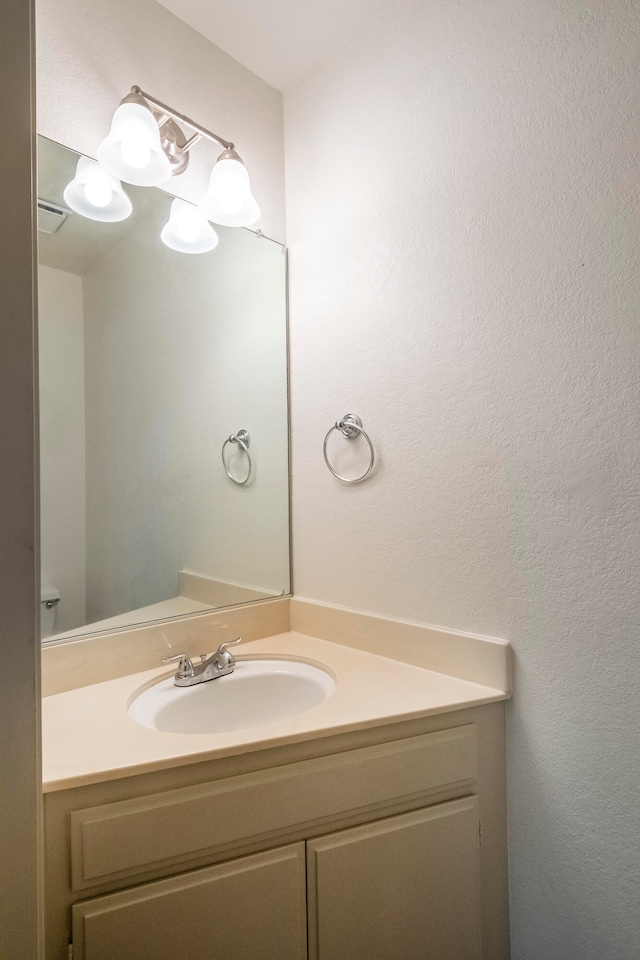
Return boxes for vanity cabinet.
[71,798,480,960]
[44,706,508,960]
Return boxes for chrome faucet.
[163,637,242,687]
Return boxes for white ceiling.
[155,0,393,92]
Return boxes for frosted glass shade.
[97,102,171,187]
[161,198,219,254]
[199,151,260,227]
[63,156,132,222]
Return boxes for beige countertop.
[42,632,509,792]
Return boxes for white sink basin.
[128,658,336,734]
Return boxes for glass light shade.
[199,151,260,227]
[160,198,219,254]
[63,156,132,222]
[97,102,172,187]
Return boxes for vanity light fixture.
[97,90,172,187]
[160,198,219,254]
[97,86,260,228]
[199,149,260,227]
[63,156,132,222]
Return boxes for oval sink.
[128,659,336,734]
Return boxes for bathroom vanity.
[42,629,510,960]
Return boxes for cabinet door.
[72,843,307,960]
[307,797,481,960]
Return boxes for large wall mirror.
[37,136,290,643]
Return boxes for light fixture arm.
[131,86,234,153]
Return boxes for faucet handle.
[214,636,243,662]
[162,653,195,677]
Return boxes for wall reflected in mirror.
[37,136,290,643]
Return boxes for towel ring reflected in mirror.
[323,413,375,484]
[222,429,252,485]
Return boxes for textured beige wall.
[0,0,42,955]
[284,1,640,957]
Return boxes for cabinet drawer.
[71,724,477,889]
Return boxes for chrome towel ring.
[222,429,252,485]
[323,413,375,484]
